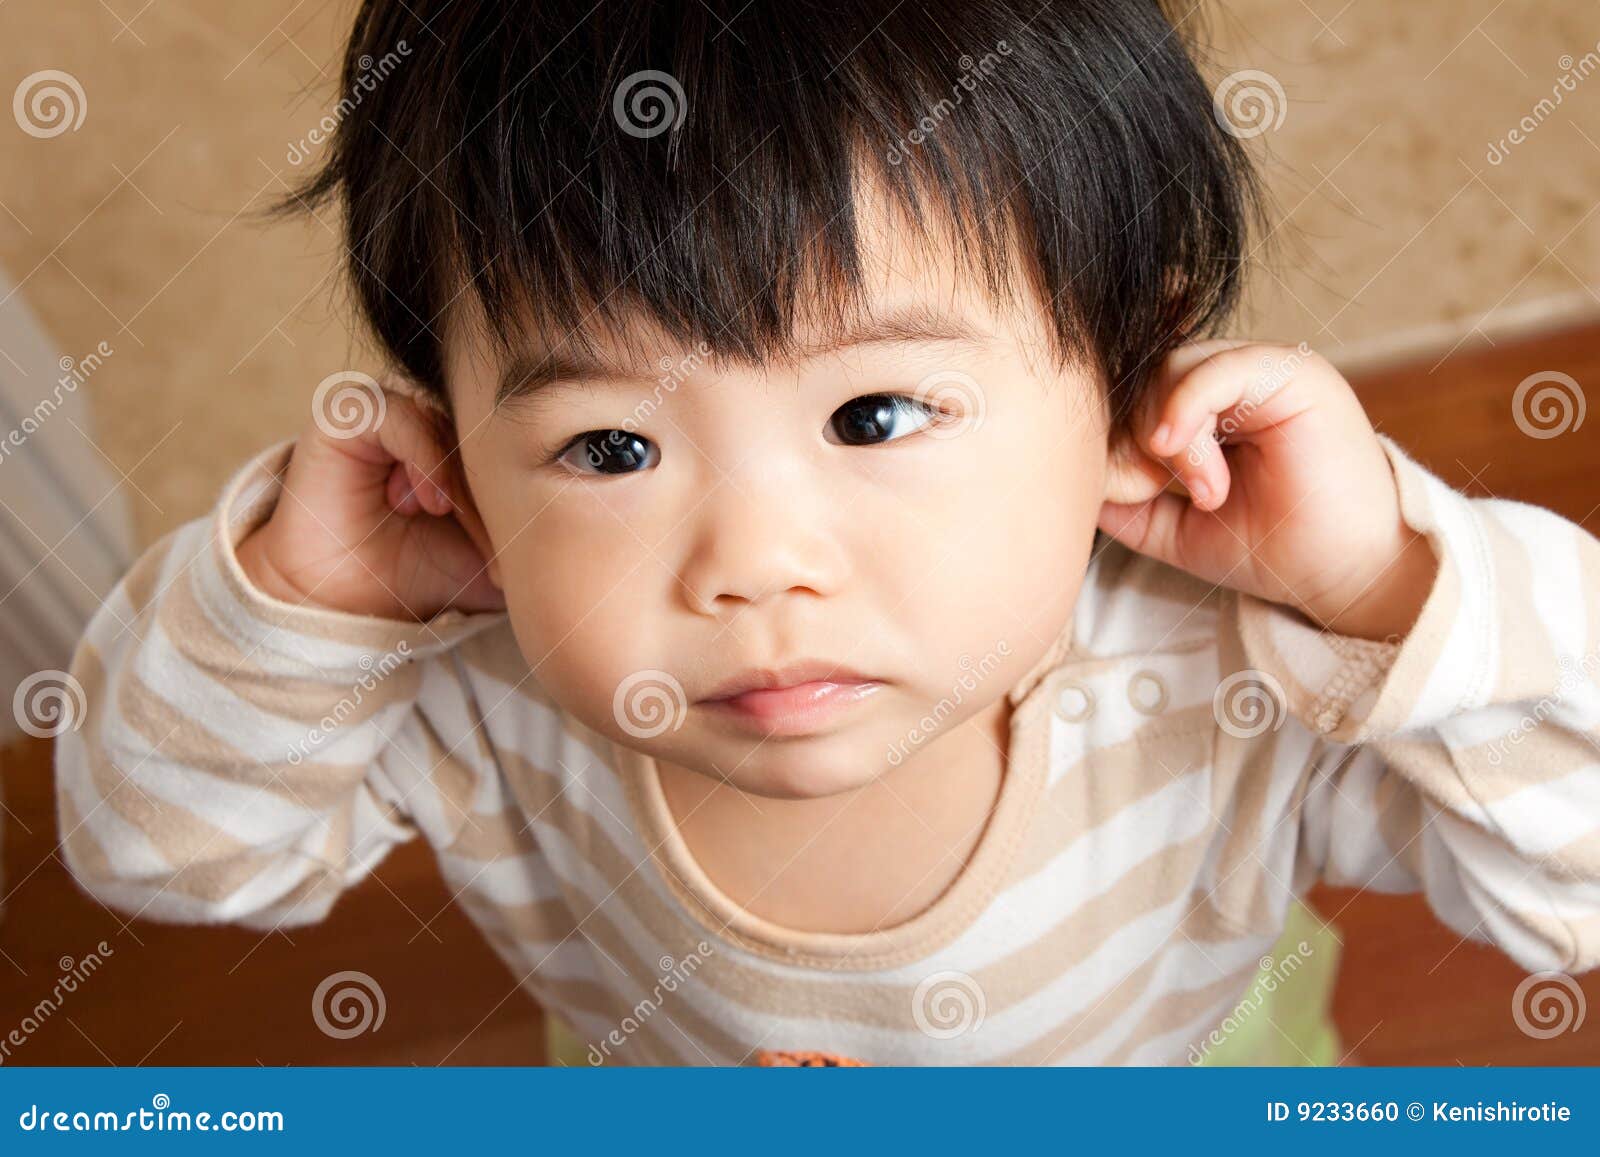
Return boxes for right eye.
[556,430,660,475]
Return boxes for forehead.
[444,171,1046,412]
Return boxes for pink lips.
[699,661,883,736]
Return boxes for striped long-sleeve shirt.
[53,431,1600,1064]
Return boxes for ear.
[1101,421,1174,507]
[435,410,504,591]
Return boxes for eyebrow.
[492,303,989,413]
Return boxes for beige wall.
[1,0,1596,546]
[1215,0,1600,364]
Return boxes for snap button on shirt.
[1127,669,1169,715]
[1055,681,1095,722]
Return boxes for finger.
[1096,491,1196,571]
[1130,388,1232,513]
[387,462,423,515]
[1168,414,1231,512]
[371,394,455,515]
[1150,338,1255,401]
[1151,343,1314,455]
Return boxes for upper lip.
[700,660,878,701]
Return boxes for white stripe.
[55,728,174,880]
[1404,469,1499,729]
[135,615,408,770]
[441,849,562,907]
[1482,499,1590,675]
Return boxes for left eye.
[825,394,939,446]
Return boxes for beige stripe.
[1086,540,1221,635]
[493,740,1232,1040]
[1547,828,1600,881]
[1206,714,1291,929]
[248,863,347,926]
[1581,524,1600,664]
[1101,960,1263,1065]
[464,893,579,947]
[532,897,754,1062]
[112,657,378,810]
[1012,707,1215,882]
[991,936,1177,1064]
[1385,729,1595,804]
[1371,530,1463,735]
[61,728,331,914]
[159,556,423,719]
[456,626,561,710]
[163,775,359,907]
[1482,506,1562,702]
[56,784,116,884]
[972,828,1217,1014]
[1508,905,1593,972]
[71,645,257,873]
[445,803,544,862]
[523,976,696,1065]
[118,527,182,619]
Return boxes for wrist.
[1301,528,1438,643]
[235,520,319,607]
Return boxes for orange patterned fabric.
[754,1049,869,1067]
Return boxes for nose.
[679,461,850,615]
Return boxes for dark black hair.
[272,0,1265,433]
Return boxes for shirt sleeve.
[1229,432,1600,975]
[53,437,509,932]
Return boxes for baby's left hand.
[1097,340,1440,642]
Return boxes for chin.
[712,734,890,801]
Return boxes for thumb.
[1096,492,1194,571]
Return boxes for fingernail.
[1190,479,1210,507]
[1153,422,1172,453]
[432,483,451,510]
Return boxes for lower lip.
[700,680,883,736]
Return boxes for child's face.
[445,181,1113,799]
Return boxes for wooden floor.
[1,322,1597,1066]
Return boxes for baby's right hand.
[235,375,506,620]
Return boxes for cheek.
[490,503,668,725]
[874,413,1098,674]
